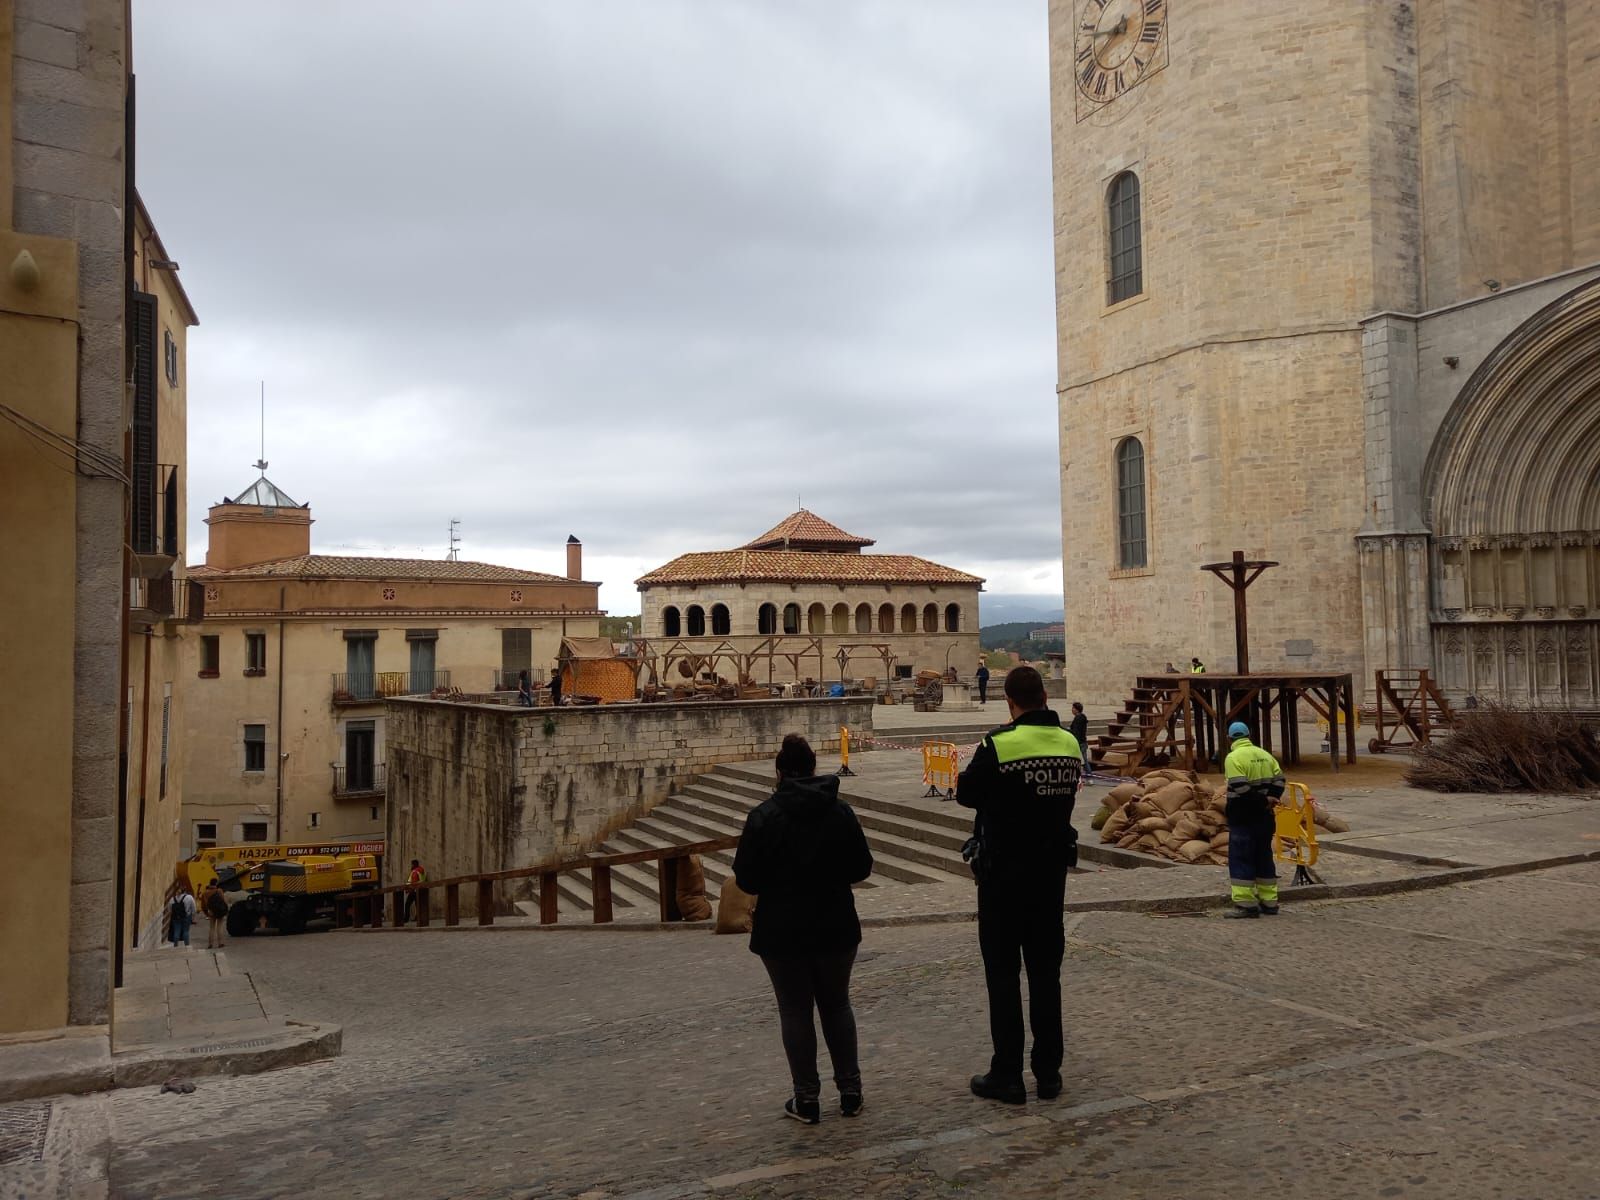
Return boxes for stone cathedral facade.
[1049,0,1600,708]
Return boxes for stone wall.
[384,696,875,904]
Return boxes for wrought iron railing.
[332,763,387,797]
[494,667,548,690]
[331,670,451,704]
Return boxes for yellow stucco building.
[184,481,602,850]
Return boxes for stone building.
[636,510,983,684]
[184,478,601,850]
[1050,0,1600,708]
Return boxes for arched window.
[922,604,938,633]
[1116,436,1148,569]
[944,603,960,633]
[855,603,872,634]
[710,604,730,636]
[901,603,918,631]
[831,603,850,635]
[758,603,778,635]
[662,606,680,638]
[807,603,826,634]
[1107,172,1142,305]
[877,603,895,633]
[783,603,801,634]
[686,605,706,636]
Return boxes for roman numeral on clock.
[1145,0,1164,14]
[1141,22,1161,42]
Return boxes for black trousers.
[760,948,861,1102]
[977,868,1068,1081]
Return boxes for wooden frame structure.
[633,635,827,691]
[1369,668,1457,753]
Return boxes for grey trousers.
[760,948,861,1102]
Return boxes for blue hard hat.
[1228,721,1250,739]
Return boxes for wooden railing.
[334,834,740,929]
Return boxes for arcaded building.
[636,511,983,683]
[1050,0,1600,708]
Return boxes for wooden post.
[591,863,613,924]
[368,892,382,929]
[658,856,681,923]
[416,887,430,928]
[445,883,459,927]
[539,871,559,925]
[391,890,405,928]
[1344,676,1357,765]
[477,879,494,925]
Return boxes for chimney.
[565,535,582,580]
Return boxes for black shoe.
[1223,906,1260,919]
[1259,904,1280,916]
[784,1098,820,1125]
[1036,1075,1063,1101]
[840,1093,864,1118]
[970,1073,1026,1105]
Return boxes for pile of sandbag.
[1092,769,1230,865]
[1089,768,1351,865]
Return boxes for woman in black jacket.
[732,734,874,1125]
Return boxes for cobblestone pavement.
[18,862,1600,1200]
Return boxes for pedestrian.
[955,666,1082,1105]
[200,878,228,948]
[732,734,874,1125]
[1068,702,1088,756]
[975,661,991,705]
[1221,721,1285,918]
[168,886,195,948]
[517,669,535,707]
[549,662,563,708]
[403,859,426,924]
[1190,657,1206,674]
[1164,661,1178,673]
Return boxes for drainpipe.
[114,427,133,982]
[131,627,153,946]
[275,586,285,839]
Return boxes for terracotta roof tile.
[190,555,574,584]
[744,510,875,550]
[636,550,982,588]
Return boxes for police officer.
[1222,721,1285,918]
[955,666,1082,1104]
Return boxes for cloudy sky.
[134,1,1062,615]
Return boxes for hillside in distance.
[977,593,1062,626]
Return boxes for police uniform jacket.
[956,708,1083,871]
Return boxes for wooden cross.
[1199,550,1278,674]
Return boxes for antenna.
[447,518,461,562]
[252,381,268,475]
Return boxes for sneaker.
[1036,1075,1063,1101]
[969,1073,1026,1105]
[1223,906,1260,919]
[784,1098,820,1125]
[840,1093,864,1118]
[1259,904,1281,916]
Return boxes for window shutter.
[130,292,160,553]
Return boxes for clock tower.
[1049,0,1600,709]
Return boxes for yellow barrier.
[922,740,959,798]
[1273,781,1320,885]
[838,726,855,776]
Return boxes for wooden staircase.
[1088,677,1195,776]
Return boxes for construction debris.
[1403,705,1600,793]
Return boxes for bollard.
[836,725,855,776]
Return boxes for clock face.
[1074,0,1169,119]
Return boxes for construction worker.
[403,859,426,923]
[955,666,1082,1105]
[1190,657,1206,674]
[1222,721,1285,918]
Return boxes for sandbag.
[1117,831,1143,850]
[1209,830,1229,848]
[1132,833,1162,851]
[1206,852,1228,866]
[1139,770,1179,788]
[1090,801,1113,831]
[675,855,713,922]
[1316,811,1351,833]
[1108,782,1140,805]
[1152,828,1177,848]
[1171,814,1206,842]
[1101,807,1133,843]
[1127,799,1160,821]
[1132,815,1171,834]
[714,876,757,934]
[1177,838,1211,863]
[1149,781,1196,816]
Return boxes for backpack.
[206,889,228,919]
[170,895,187,924]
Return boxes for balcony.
[129,574,205,627]
[331,670,451,705]
[130,463,179,576]
[332,763,386,798]
[493,667,548,691]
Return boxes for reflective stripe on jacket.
[1223,736,1285,822]
[956,709,1082,869]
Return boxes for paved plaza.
[7,858,1598,1200]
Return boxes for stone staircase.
[524,762,976,922]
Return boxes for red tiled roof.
[636,550,982,588]
[743,510,875,550]
[190,555,576,585]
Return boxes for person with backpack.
[200,879,228,948]
[168,886,196,948]
[733,734,874,1125]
